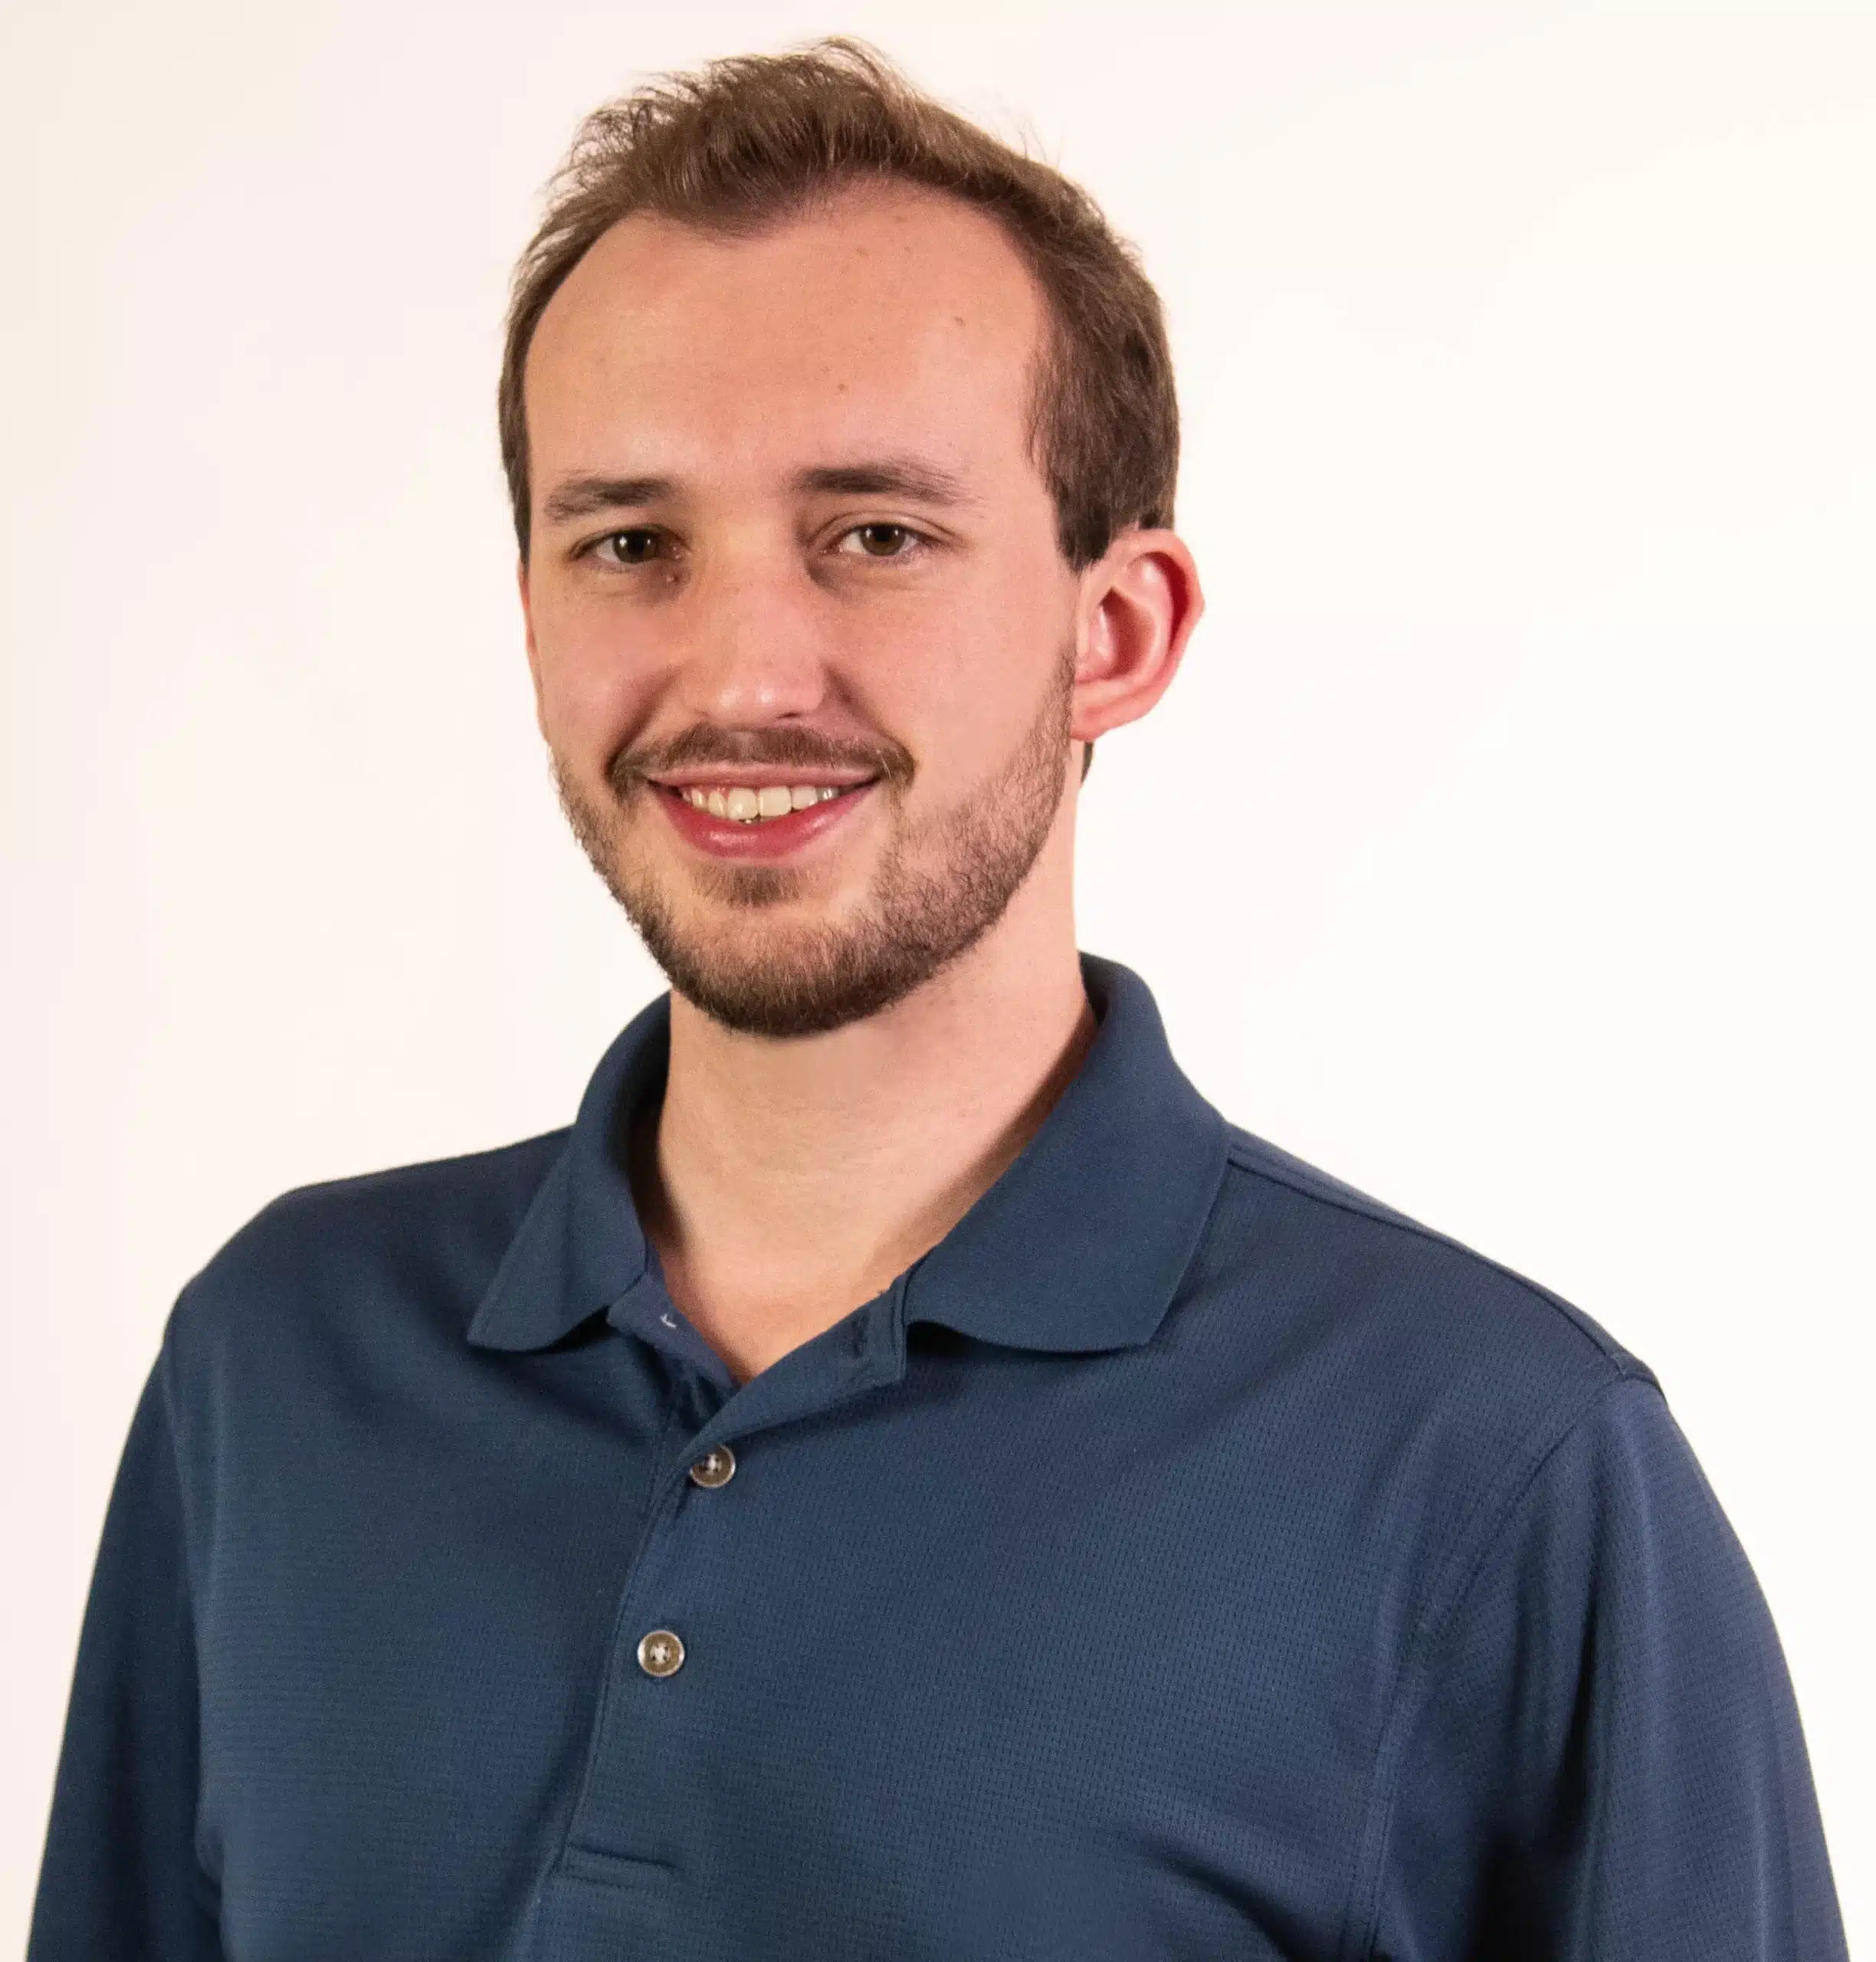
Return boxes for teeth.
[680,783,857,823]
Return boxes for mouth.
[665,779,865,824]
[647,775,878,860]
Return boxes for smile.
[650,776,877,860]
[675,783,857,824]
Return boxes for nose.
[676,533,830,730]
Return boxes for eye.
[837,522,920,559]
[591,528,664,567]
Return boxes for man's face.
[519,184,1087,1037]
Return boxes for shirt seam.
[1222,1145,1647,1375]
[155,1321,204,1616]
[1336,1365,1658,1961]
[156,1304,225,1920]
[261,1123,572,1211]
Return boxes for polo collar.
[467,990,665,1353]
[467,955,1229,1359]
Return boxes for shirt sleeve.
[1370,1371,1848,1962]
[28,1342,223,1960]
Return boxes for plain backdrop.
[2,0,1871,1948]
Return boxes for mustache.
[610,723,915,791]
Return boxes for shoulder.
[165,1127,569,1370]
[1217,1123,1651,1383]
[1172,1123,1661,1537]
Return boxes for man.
[30,38,1846,1961]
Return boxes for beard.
[549,656,1074,1038]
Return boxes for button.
[637,1629,685,1678]
[688,1445,736,1488]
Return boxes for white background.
[2,0,1870,1947]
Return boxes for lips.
[653,778,876,859]
[670,781,859,824]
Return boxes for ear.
[1069,527,1203,746]
[517,556,548,738]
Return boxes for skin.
[520,181,1202,1383]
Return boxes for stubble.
[549,656,1075,1038]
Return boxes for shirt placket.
[520,1275,904,1956]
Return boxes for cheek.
[917,563,1074,750]
[868,615,1062,779]
[530,595,664,758]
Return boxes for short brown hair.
[497,37,1179,571]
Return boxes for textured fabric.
[30,956,1846,1960]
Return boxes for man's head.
[507,41,1201,1036]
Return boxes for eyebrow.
[790,459,976,507]
[540,475,675,526]
[537,457,976,529]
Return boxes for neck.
[631,848,1093,1385]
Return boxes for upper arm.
[1366,1376,1846,1962]
[28,1343,223,1960]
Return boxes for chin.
[668,953,933,1039]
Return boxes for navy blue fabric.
[31,956,1846,1960]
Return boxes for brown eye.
[851,523,911,557]
[600,529,661,566]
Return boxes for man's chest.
[192,1343,1399,1960]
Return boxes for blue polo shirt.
[30,956,1846,1960]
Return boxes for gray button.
[688,1445,736,1488]
[637,1629,685,1678]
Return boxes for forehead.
[524,183,1048,488]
